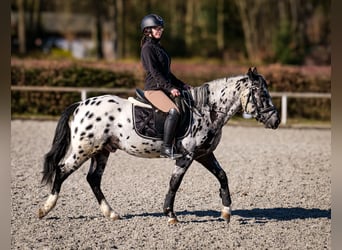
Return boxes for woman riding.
[140,14,190,159]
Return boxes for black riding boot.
[161,108,183,159]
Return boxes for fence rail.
[11,85,331,125]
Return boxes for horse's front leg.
[196,152,232,223]
[163,157,193,224]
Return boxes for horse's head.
[240,67,280,129]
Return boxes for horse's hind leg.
[38,153,89,219]
[87,150,120,220]
[196,152,232,223]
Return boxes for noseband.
[244,85,277,124]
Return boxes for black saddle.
[132,89,193,140]
[135,89,150,105]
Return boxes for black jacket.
[141,37,186,93]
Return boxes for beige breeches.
[144,90,179,113]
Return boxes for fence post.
[81,89,87,101]
[281,95,287,125]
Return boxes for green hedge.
[11,65,137,116]
[11,65,136,88]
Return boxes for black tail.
[41,102,80,186]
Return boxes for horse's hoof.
[221,207,231,223]
[38,208,46,219]
[168,217,179,225]
[221,211,231,223]
[110,214,121,221]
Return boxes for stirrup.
[160,145,183,160]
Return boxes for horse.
[38,67,280,224]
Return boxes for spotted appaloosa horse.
[38,67,280,224]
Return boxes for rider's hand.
[170,88,180,97]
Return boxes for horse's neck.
[205,76,244,111]
[193,76,245,125]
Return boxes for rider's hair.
[140,27,152,47]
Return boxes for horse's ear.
[247,67,258,80]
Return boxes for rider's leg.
[160,108,182,159]
[144,90,182,159]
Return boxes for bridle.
[244,82,277,124]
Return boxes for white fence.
[11,86,331,125]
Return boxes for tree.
[93,0,104,59]
[234,0,273,64]
[17,0,26,54]
[185,0,194,52]
[217,0,225,53]
[10,0,330,64]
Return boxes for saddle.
[128,89,193,140]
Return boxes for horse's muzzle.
[264,111,280,129]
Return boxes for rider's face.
[151,26,164,39]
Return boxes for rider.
[140,13,190,159]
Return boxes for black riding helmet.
[140,14,164,32]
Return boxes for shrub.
[11,63,137,116]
